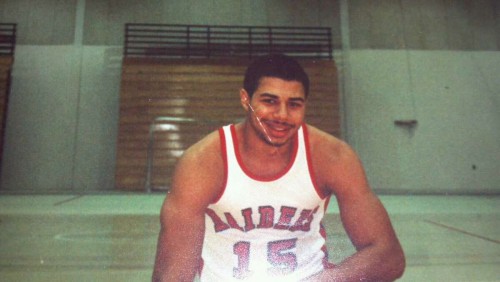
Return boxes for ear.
[239,89,250,111]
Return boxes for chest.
[216,157,322,217]
[241,155,292,179]
[207,174,325,234]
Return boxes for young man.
[153,54,405,281]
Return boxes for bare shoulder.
[305,124,368,196]
[168,129,225,208]
[179,129,223,169]
[306,124,357,163]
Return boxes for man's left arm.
[314,141,405,281]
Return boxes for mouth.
[262,120,294,138]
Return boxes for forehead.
[254,77,306,99]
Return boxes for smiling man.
[153,54,405,281]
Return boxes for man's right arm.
[152,193,205,281]
[152,132,224,281]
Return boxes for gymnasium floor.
[0,194,498,281]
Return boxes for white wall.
[2,46,81,191]
[347,50,500,194]
[72,46,122,191]
[1,46,122,192]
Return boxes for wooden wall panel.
[115,58,339,191]
[0,56,13,166]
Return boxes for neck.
[238,122,295,159]
[233,122,297,178]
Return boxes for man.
[153,54,405,281]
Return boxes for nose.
[273,103,288,120]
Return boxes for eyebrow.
[260,93,306,103]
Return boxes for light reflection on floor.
[0,194,498,281]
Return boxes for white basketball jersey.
[199,124,331,281]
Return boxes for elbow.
[152,264,165,282]
[376,241,405,281]
[397,254,406,279]
[391,246,406,280]
[151,272,161,282]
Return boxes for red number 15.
[233,238,298,279]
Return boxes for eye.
[289,101,304,108]
[262,98,277,104]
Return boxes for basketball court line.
[53,195,84,206]
[423,219,499,244]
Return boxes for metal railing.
[0,23,16,56]
[145,117,196,193]
[124,24,332,60]
[144,116,241,192]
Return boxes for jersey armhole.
[210,127,228,204]
[303,124,329,199]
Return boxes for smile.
[263,120,294,136]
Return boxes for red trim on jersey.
[210,127,228,204]
[320,222,336,270]
[197,258,204,276]
[230,124,299,182]
[323,196,331,213]
[304,124,335,269]
[303,124,328,199]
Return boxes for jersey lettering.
[290,206,319,232]
[207,205,319,233]
[206,208,230,232]
[242,208,256,231]
[274,206,298,230]
[225,212,244,231]
[257,206,274,228]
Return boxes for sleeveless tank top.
[200,124,331,281]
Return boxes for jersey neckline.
[229,124,300,182]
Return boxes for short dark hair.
[243,54,309,98]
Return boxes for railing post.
[11,24,16,56]
[248,27,253,59]
[123,23,129,57]
[327,28,332,60]
[186,26,191,59]
[268,27,273,54]
[207,26,211,58]
[145,119,155,193]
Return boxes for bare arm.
[311,134,405,281]
[152,190,205,281]
[152,133,223,282]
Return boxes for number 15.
[233,238,298,279]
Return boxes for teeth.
[267,123,289,132]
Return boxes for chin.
[263,133,294,147]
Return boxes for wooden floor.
[0,194,498,281]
